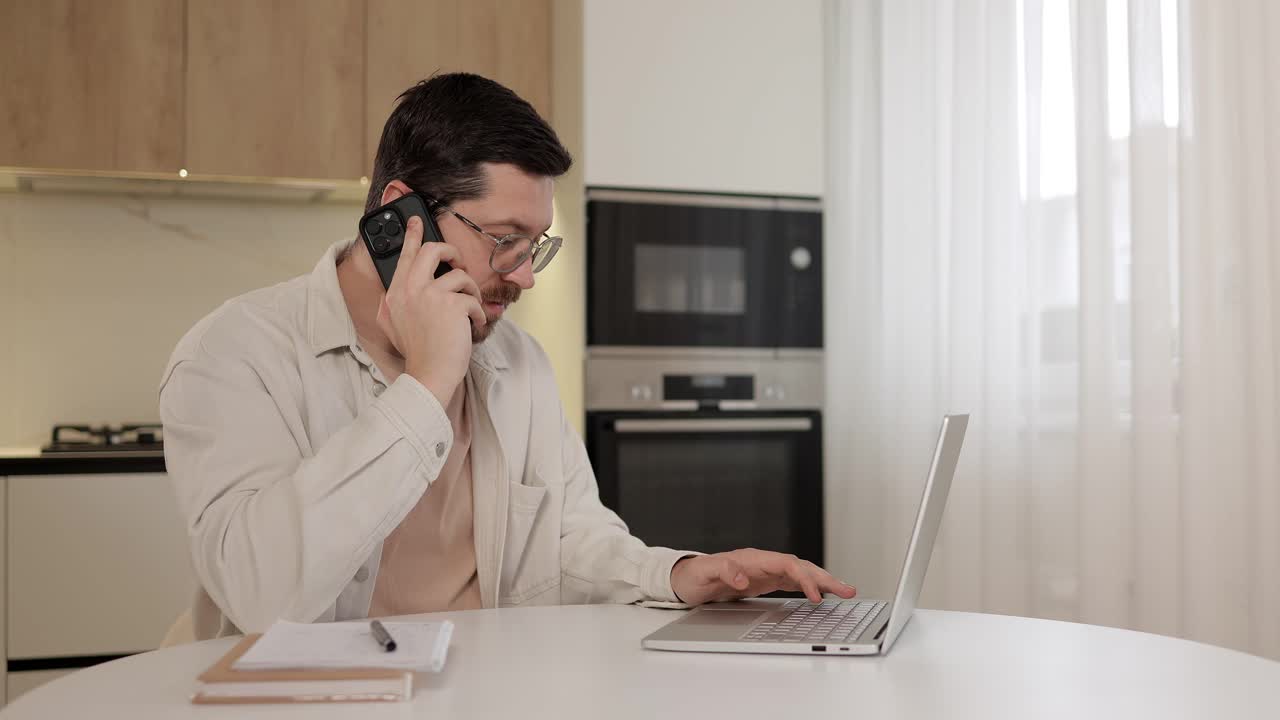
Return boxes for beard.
[471,281,522,343]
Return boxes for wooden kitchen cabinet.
[0,0,184,173]
[365,0,552,162]
[186,0,366,179]
[0,0,554,182]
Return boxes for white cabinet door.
[6,669,75,702]
[584,0,824,196]
[0,477,6,706]
[7,473,194,659]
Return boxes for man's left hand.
[669,549,856,605]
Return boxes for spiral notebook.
[192,620,453,704]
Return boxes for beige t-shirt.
[369,377,483,616]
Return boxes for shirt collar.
[469,330,510,374]
[307,239,360,356]
[307,238,510,374]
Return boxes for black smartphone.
[357,192,451,289]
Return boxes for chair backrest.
[159,608,195,648]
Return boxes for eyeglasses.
[437,205,563,275]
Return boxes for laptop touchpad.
[682,609,768,627]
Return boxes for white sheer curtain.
[824,0,1280,659]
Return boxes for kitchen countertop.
[0,447,166,475]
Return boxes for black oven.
[587,409,823,563]
[587,188,822,349]
[585,349,825,565]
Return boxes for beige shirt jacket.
[159,240,691,639]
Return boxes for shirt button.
[373,384,385,397]
[354,567,370,583]
[434,442,447,458]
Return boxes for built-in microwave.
[587,188,823,349]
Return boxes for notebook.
[192,620,454,705]
[234,620,454,671]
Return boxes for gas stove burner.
[41,424,165,457]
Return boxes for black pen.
[370,619,397,652]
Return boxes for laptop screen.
[878,414,969,652]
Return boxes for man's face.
[393,163,553,343]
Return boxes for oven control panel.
[586,349,823,411]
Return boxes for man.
[160,73,854,640]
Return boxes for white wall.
[584,0,824,196]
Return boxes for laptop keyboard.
[739,599,887,643]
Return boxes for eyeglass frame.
[426,198,563,275]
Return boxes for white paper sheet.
[233,620,454,672]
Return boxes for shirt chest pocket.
[499,471,563,605]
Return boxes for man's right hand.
[376,215,485,407]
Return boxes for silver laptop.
[641,413,967,656]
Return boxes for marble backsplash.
[0,188,586,449]
[0,192,362,448]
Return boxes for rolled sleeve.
[640,548,704,605]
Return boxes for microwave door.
[588,196,799,348]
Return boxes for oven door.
[587,191,823,348]
[586,410,823,565]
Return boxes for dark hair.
[365,73,572,213]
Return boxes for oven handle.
[612,418,813,434]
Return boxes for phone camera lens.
[383,221,402,237]
[363,219,383,237]
[370,235,391,254]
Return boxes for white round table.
[4,605,1279,719]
